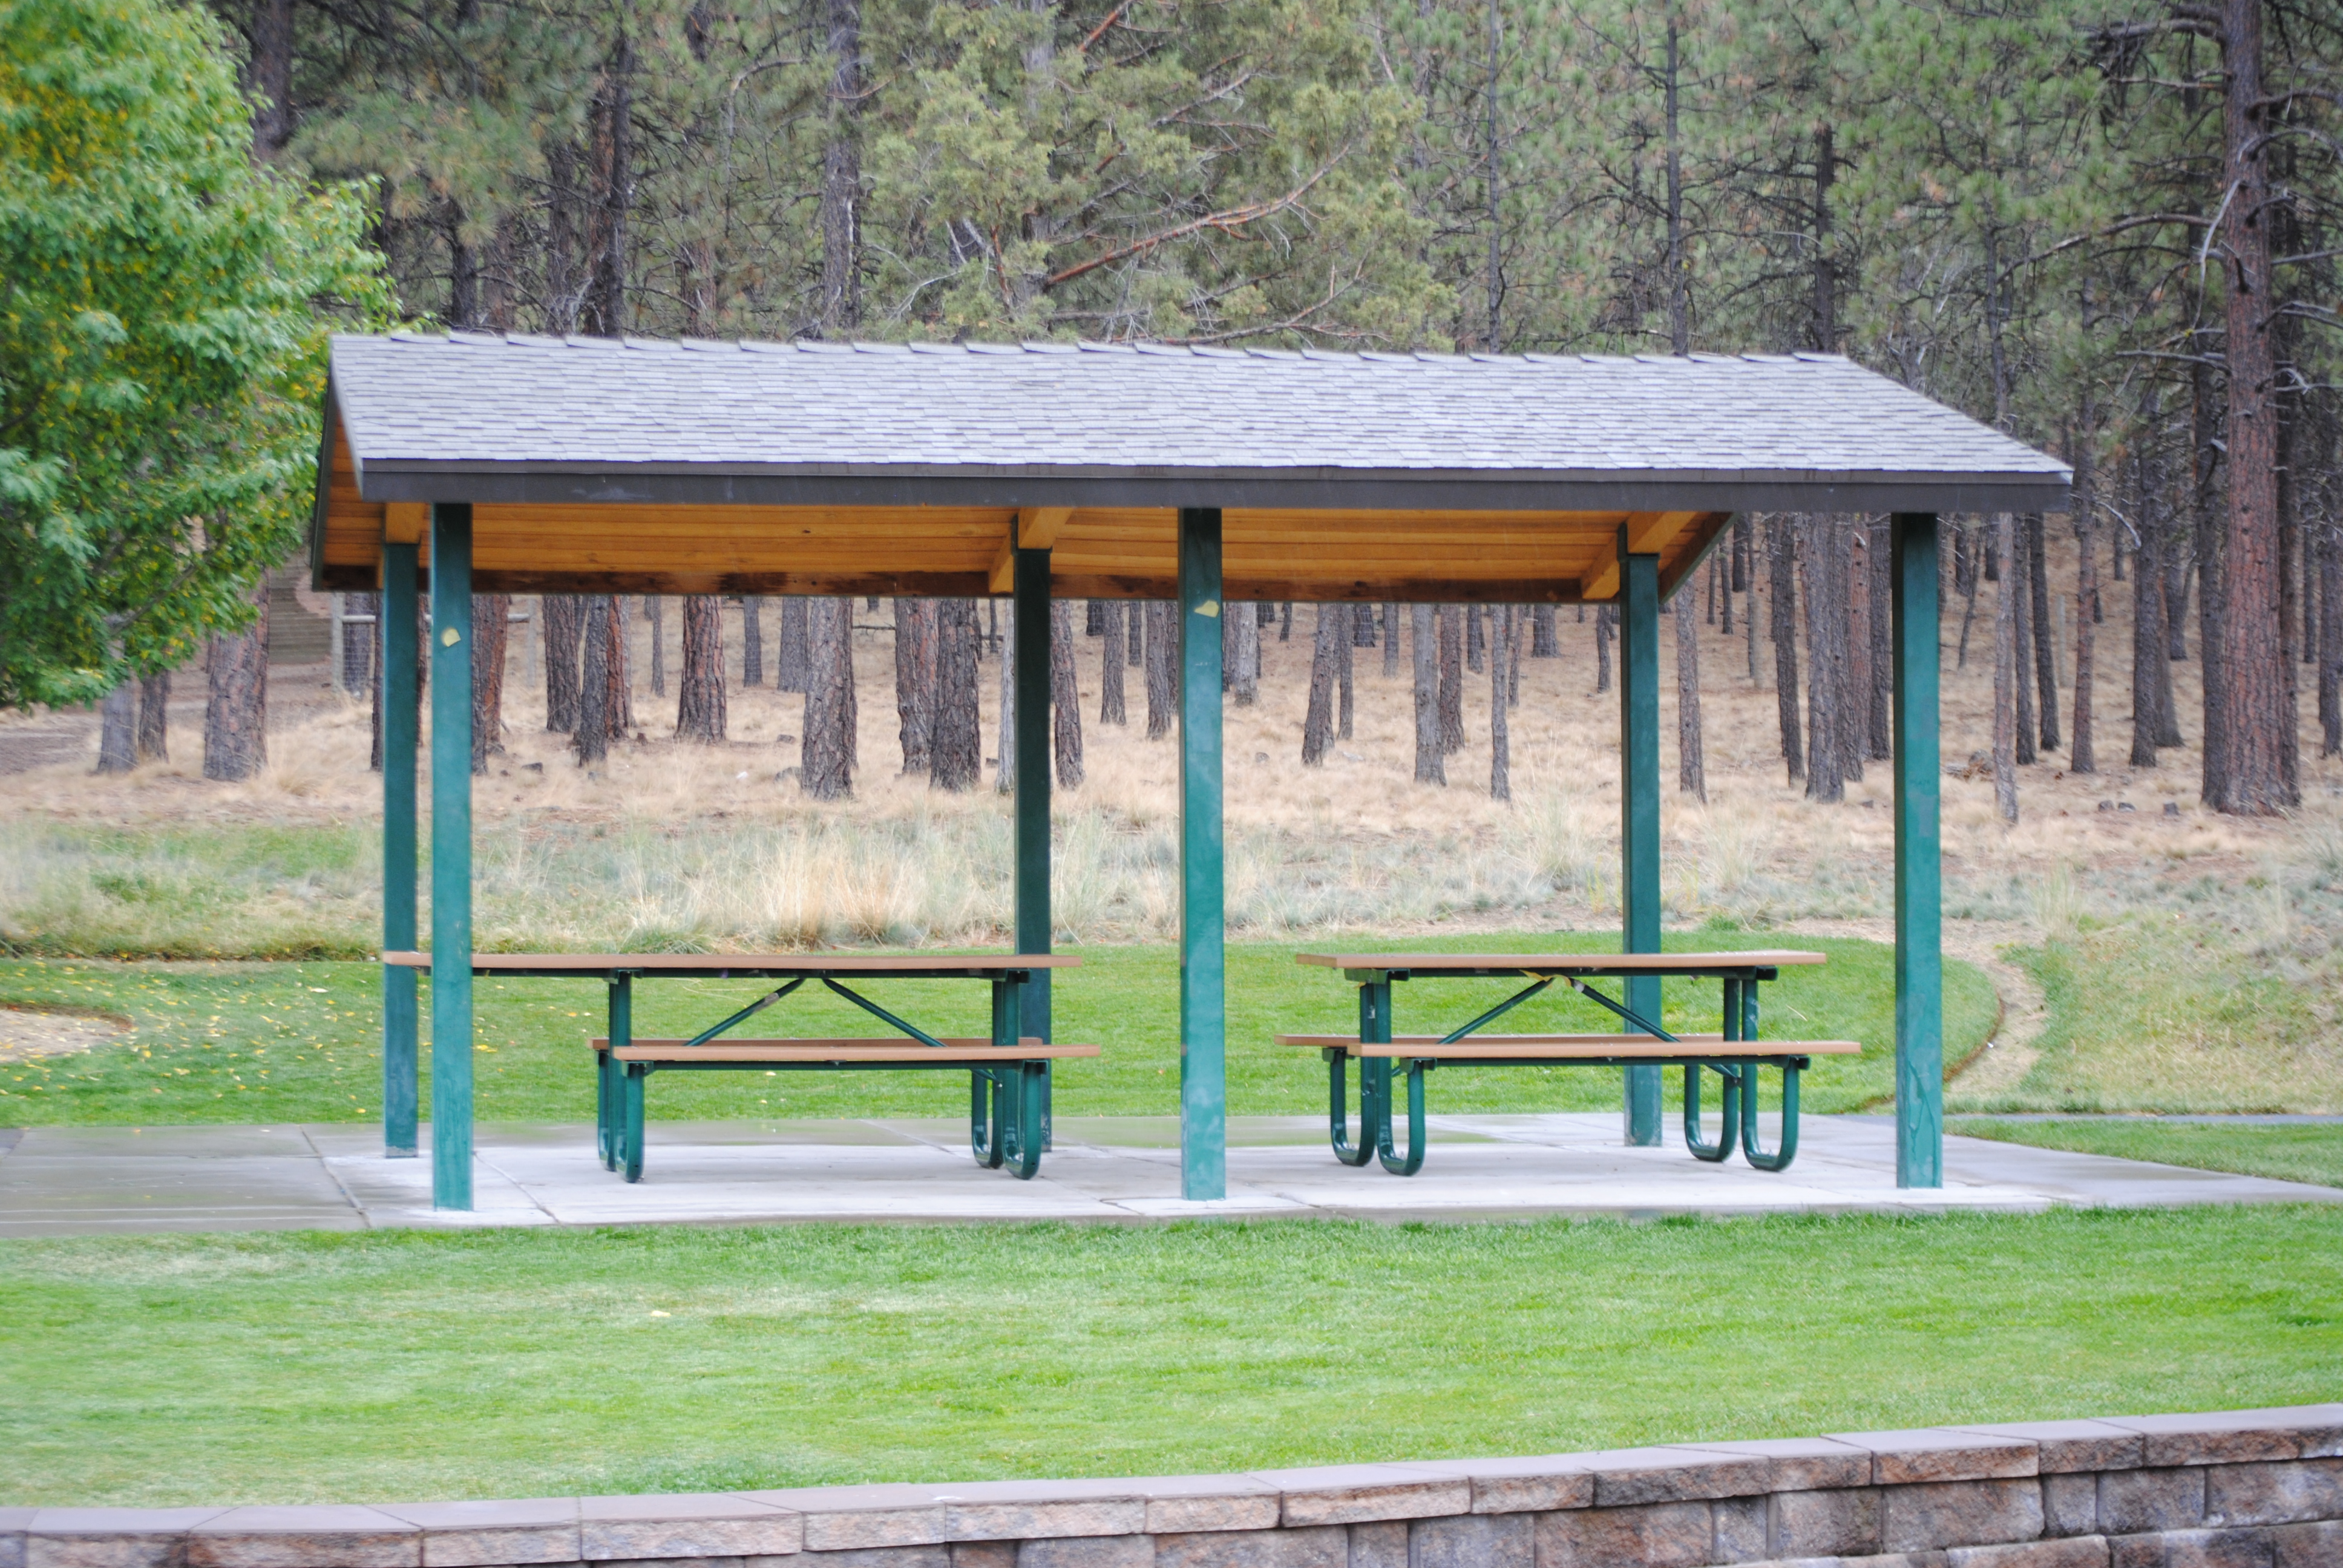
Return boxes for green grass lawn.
[0,933,1994,1123]
[1951,1118,2343,1188]
[2,1206,2336,1507]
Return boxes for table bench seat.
[595,1037,1101,1063]
[1276,1033,1856,1060]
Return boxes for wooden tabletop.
[382,952,1077,978]
[1294,952,1825,976]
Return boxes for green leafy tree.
[0,0,387,709]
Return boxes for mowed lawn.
[3,1207,2338,1508]
[1953,1119,2343,1188]
[0,932,1993,1124]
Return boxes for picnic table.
[1279,952,1858,1175]
[381,952,1092,1181]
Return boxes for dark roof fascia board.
[348,463,2071,516]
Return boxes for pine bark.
[1868,518,1893,757]
[98,678,136,774]
[801,597,856,797]
[1144,601,1176,739]
[203,584,269,782]
[1847,524,1872,759]
[1230,601,1259,705]
[675,595,727,742]
[931,599,981,790]
[646,595,668,697]
[2131,492,2166,766]
[2013,523,2037,767]
[777,597,811,692]
[997,601,1016,794]
[1993,513,2020,822]
[741,597,765,687]
[1411,604,1444,785]
[2321,526,2341,757]
[1594,603,1613,695]
[818,0,863,333]
[1336,603,1355,739]
[137,671,170,763]
[1490,604,1512,802]
[1303,603,1339,765]
[2027,514,2060,753]
[471,593,510,773]
[341,593,374,694]
[544,595,582,731]
[1800,515,1847,801]
[1769,517,1803,782]
[602,595,634,737]
[1050,599,1083,788]
[1129,603,1145,667]
[2071,429,2099,774]
[1466,603,1485,673]
[1437,604,1465,753]
[583,34,634,337]
[1097,601,1126,727]
[1674,581,1704,801]
[896,598,937,769]
[1383,602,1402,676]
[575,596,611,765]
[1531,604,1558,658]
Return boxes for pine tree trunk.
[2131,498,2166,767]
[1086,600,1106,637]
[1097,601,1126,726]
[997,600,1016,794]
[1746,547,1760,682]
[1282,601,1296,643]
[1350,603,1373,647]
[544,595,582,731]
[1129,603,1144,667]
[203,584,269,782]
[1868,518,1893,757]
[471,593,510,773]
[1144,601,1176,739]
[777,596,811,692]
[2073,511,2098,776]
[741,597,765,687]
[2027,514,2060,753]
[896,598,937,769]
[801,597,856,798]
[603,595,634,737]
[1050,599,1083,788]
[1732,515,1752,592]
[1437,604,1465,753]
[98,678,136,774]
[1532,604,1558,658]
[1847,524,1872,760]
[1993,512,2020,822]
[1720,554,1734,636]
[137,671,169,763]
[646,595,666,697]
[1674,581,1704,801]
[1490,605,1512,802]
[1303,604,1339,765]
[2013,523,2037,767]
[1800,515,1844,802]
[1231,601,1259,706]
[1383,603,1402,676]
[1337,603,1355,739]
[1466,603,1485,672]
[1411,604,1444,785]
[931,599,982,790]
[1769,517,1802,781]
[1594,603,1613,696]
[675,595,727,741]
[341,593,374,694]
[2321,525,2341,757]
[1507,602,1524,708]
[575,595,611,765]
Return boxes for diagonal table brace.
[683,977,808,1048]
[821,977,951,1050]
[1564,976,1679,1042]
[1435,975,1556,1045]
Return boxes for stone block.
[1409,1514,1530,1568]
[376,1499,580,1568]
[185,1507,421,1568]
[1151,1527,1345,1568]
[29,1511,236,1568]
[1710,1496,1767,1563]
[1769,1488,1881,1558]
[1832,1429,2040,1486]
[1,1510,32,1568]
[1957,1422,2147,1475]
[1014,1536,1152,1568]
[2043,1476,2099,1538]
[745,1489,949,1553]
[2205,1460,2343,1527]
[1880,1480,2045,1554]
[1125,1478,1281,1537]
[1345,1522,1404,1568]
[1676,1439,1873,1494]
[1250,1468,1467,1529]
[1405,1459,1593,1517]
[578,1495,802,1561]
[1945,1540,2112,1567]
[791,1549,950,1568]
[2269,1518,2343,1567]
[1577,1448,1771,1507]
[2104,1411,2329,1469]
[949,1543,1015,1568]
[2099,1470,2206,1535]
[2107,1527,2276,1568]
[1532,1501,1710,1568]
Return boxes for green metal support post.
[1012,545,1053,1146]
[1617,534,1663,1146]
[428,503,475,1210]
[1178,508,1226,1200]
[1891,512,1944,1187]
[380,542,419,1158]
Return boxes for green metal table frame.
[1323,961,1811,1176]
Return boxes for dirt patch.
[0,1004,131,1063]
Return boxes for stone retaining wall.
[7,1406,2338,1568]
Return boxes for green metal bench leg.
[1326,1051,1375,1166]
[600,972,632,1171]
[1740,1058,1802,1172]
[595,1047,616,1171]
[621,1062,648,1183]
[1001,1061,1044,1181]
[1683,1062,1741,1162]
[1376,1059,1427,1177]
[972,1068,1012,1169]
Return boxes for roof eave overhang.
[345,459,2073,517]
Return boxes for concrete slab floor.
[0,1116,2333,1236]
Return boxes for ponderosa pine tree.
[472,593,510,772]
[675,595,726,742]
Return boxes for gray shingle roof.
[328,332,2070,514]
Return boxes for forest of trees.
[173,0,2343,813]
